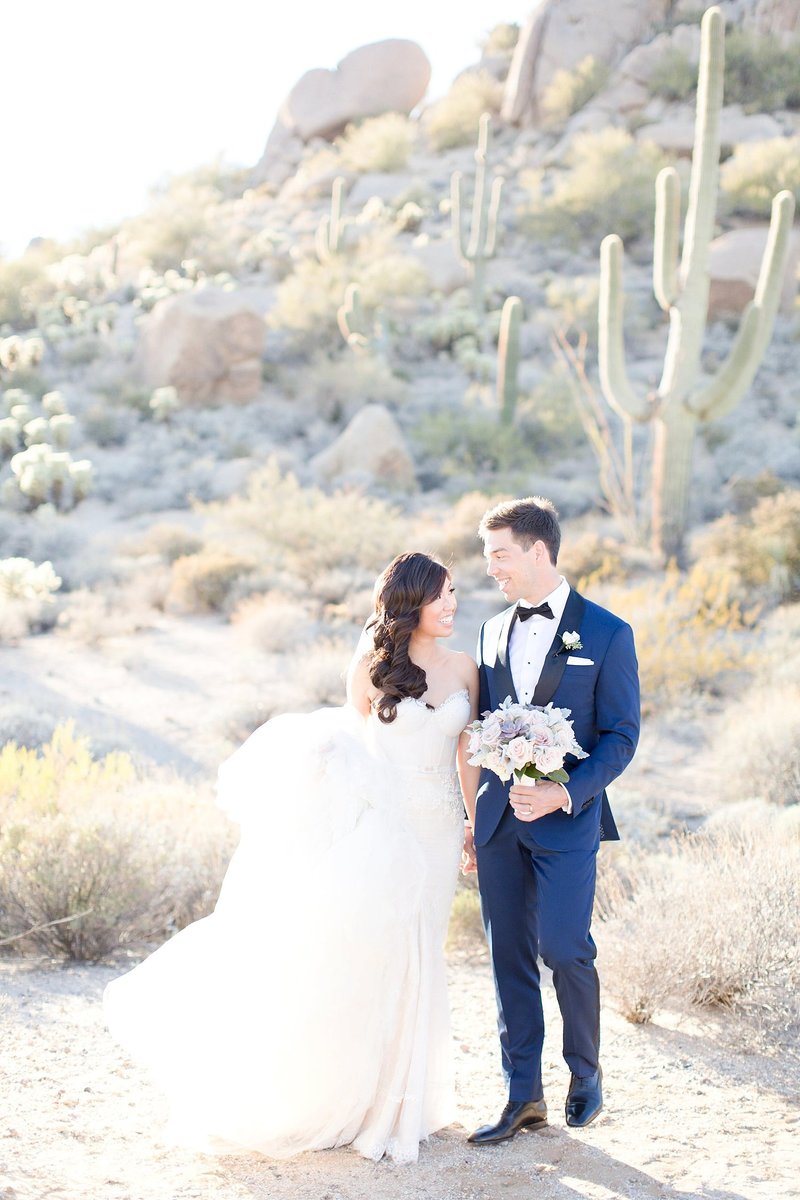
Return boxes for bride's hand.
[461,825,477,875]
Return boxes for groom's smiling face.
[483,528,557,604]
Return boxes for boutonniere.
[556,630,583,656]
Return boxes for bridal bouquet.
[466,696,587,785]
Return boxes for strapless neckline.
[404,688,470,714]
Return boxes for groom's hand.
[509,781,566,822]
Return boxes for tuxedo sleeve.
[564,622,640,815]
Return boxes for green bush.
[540,56,609,127]
[426,71,503,151]
[522,128,667,245]
[338,114,416,173]
[720,136,800,217]
[723,30,800,112]
[647,46,698,102]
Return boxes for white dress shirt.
[509,576,573,814]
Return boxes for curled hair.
[368,552,449,724]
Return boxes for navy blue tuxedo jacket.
[474,587,640,852]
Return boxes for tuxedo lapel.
[531,588,587,707]
[494,606,519,704]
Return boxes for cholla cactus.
[42,390,68,416]
[23,417,51,446]
[10,402,32,425]
[3,388,32,413]
[0,557,62,603]
[0,417,20,455]
[48,413,76,449]
[0,336,23,371]
[451,113,505,312]
[149,386,180,422]
[8,443,93,510]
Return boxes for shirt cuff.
[558,783,572,815]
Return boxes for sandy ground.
[1,952,798,1200]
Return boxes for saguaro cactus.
[337,284,387,356]
[316,177,346,264]
[497,296,523,426]
[451,113,504,312]
[597,5,795,562]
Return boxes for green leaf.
[547,768,570,784]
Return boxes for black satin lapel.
[495,607,519,704]
[531,589,587,707]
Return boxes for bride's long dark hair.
[368,552,450,724]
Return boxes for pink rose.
[506,736,533,768]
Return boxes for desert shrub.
[545,275,600,343]
[81,402,136,447]
[720,136,800,217]
[0,703,58,749]
[696,491,800,603]
[231,591,318,653]
[597,811,800,1043]
[291,635,355,708]
[596,560,759,712]
[0,248,58,328]
[202,460,412,594]
[522,129,667,245]
[648,45,697,102]
[302,354,408,420]
[710,680,800,808]
[0,556,61,641]
[337,113,416,172]
[426,71,503,151]
[723,30,800,112]
[447,876,484,950]
[120,521,204,564]
[558,532,629,588]
[123,166,244,273]
[55,587,154,645]
[423,490,508,564]
[412,409,535,483]
[413,305,480,353]
[482,22,519,55]
[167,550,255,614]
[540,56,609,127]
[0,724,233,959]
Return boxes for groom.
[465,496,639,1144]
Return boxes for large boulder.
[502,0,673,126]
[283,39,430,140]
[752,0,800,36]
[138,288,267,406]
[708,227,800,318]
[310,404,415,489]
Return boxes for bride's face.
[416,578,457,639]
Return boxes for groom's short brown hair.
[479,496,561,563]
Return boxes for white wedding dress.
[103,689,469,1163]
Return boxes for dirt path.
[1,955,797,1200]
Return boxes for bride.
[104,551,479,1164]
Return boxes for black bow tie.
[517,602,554,622]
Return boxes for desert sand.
[2,950,797,1200]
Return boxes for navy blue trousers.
[476,805,600,1101]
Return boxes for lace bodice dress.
[104,691,470,1164]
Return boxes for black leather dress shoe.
[565,1067,603,1127]
[467,1099,548,1145]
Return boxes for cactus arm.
[467,113,491,260]
[450,171,468,263]
[653,167,681,311]
[337,283,368,347]
[679,6,724,294]
[483,177,505,259]
[497,296,523,426]
[316,176,345,263]
[598,235,650,421]
[688,189,796,422]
